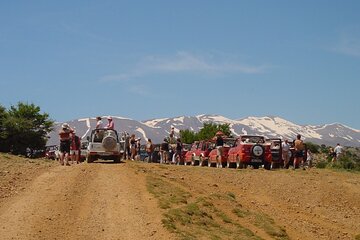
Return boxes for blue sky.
[0,1,359,128]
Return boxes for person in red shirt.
[70,130,81,164]
[59,123,72,166]
[105,116,114,130]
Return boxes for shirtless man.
[294,134,305,169]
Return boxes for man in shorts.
[294,134,305,169]
[160,138,169,164]
[215,132,224,168]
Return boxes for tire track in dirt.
[0,162,173,240]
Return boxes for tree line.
[0,102,53,155]
[179,122,232,144]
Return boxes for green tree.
[180,123,232,143]
[305,142,320,153]
[197,123,231,141]
[0,105,7,151]
[179,129,198,144]
[1,102,54,154]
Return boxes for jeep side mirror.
[87,136,90,141]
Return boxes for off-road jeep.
[208,138,236,168]
[184,140,214,166]
[228,135,272,169]
[86,128,125,163]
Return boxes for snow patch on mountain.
[173,116,185,123]
[143,118,169,128]
[136,127,147,140]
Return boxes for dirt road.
[1,155,360,240]
[0,161,173,240]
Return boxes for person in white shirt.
[281,139,290,168]
[96,116,104,129]
[334,143,343,159]
[306,149,313,168]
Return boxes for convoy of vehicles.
[45,127,307,170]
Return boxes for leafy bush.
[331,151,360,171]
[316,160,328,169]
[0,102,53,155]
[305,142,320,153]
[180,123,231,144]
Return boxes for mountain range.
[47,115,360,147]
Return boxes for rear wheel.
[114,155,121,163]
[264,162,271,170]
[86,155,95,163]
[239,161,246,169]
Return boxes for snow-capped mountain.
[47,114,360,147]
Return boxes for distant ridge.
[47,115,360,147]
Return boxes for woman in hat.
[105,116,114,130]
[59,123,73,166]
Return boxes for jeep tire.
[114,155,121,163]
[86,155,95,163]
[264,162,271,170]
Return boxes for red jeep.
[208,138,236,168]
[228,135,272,169]
[184,141,198,165]
[184,140,214,166]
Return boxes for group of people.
[123,133,142,161]
[279,134,344,169]
[58,123,81,166]
[96,116,114,130]
[280,134,311,169]
[58,116,115,166]
[123,126,184,164]
[58,118,345,168]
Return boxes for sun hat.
[62,123,70,129]
[215,131,224,136]
[107,116,112,120]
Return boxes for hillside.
[47,115,360,147]
[0,155,360,240]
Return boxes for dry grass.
[146,173,289,240]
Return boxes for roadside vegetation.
[306,142,360,171]
[0,102,53,155]
[179,123,232,144]
[146,174,289,240]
